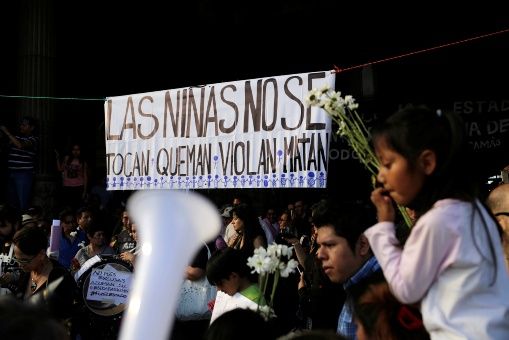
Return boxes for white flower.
[69,231,77,238]
[324,99,344,115]
[306,88,378,177]
[305,88,323,106]
[329,90,342,103]
[247,242,299,314]
[306,86,412,227]
[279,259,299,278]
[319,83,330,94]
[279,244,293,259]
[344,95,359,110]
[247,253,273,274]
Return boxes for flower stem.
[269,271,280,309]
[315,90,413,229]
[397,205,413,228]
[258,274,269,306]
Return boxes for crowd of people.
[1,105,509,340]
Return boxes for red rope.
[333,28,509,73]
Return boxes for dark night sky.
[1,2,507,100]
[59,3,509,98]
[1,1,508,200]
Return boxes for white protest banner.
[104,71,334,190]
[86,264,132,305]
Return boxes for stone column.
[17,0,58,215]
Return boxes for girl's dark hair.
[13,226,47,256]
[353,281,429,340]
[231,203,266,254]
[206,248,255,286]
[373,105,502,284]
[372,105,472,214]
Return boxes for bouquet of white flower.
[306,84,379,177]
[247,243,299,318]
[306,85,412,227]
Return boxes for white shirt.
[365,199,509,339]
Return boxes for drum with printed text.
[76,255,133,317]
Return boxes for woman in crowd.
[72,221,114,270]
[56,143,89,211]
[227,203,266,255]
[10,226,76,322]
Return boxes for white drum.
[76,255,133,317]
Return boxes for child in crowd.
[353,280,429,340]
[206,247,265,306]
[365,105,509,338]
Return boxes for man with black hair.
[313,200,381,339]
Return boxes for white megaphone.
[119,190,221,340]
